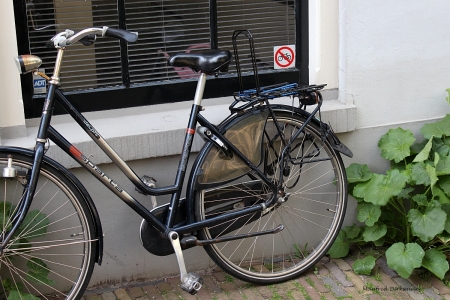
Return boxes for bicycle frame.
[2,47,281,249]
[48,88,278,235]
[0,26,357,298]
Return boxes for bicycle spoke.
[0,155,96,299]
[196,109,347,283]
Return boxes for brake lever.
[79,34,97,46]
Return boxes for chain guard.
[139,198,187,256]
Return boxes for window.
[14,0,307,118]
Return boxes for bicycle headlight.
[15,55,42,74]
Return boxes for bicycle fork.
[0,140,46,251]
[0,49,64,251]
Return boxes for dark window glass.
[15,0,304,117]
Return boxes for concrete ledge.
[2,95,356,169]
[0,124,27,140]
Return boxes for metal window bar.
[23,0,295,93]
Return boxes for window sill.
[2,93,356,169]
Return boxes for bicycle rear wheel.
[0,151,96,300]
[194,107,347,284]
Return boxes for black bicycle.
[1,27,352,299]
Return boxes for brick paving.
[83,249,450,300]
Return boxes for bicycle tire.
[194,106,347,284]
[0,151,96,300]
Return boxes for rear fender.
[270,105,353,158]
[186,105,352,225]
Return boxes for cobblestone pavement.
[82,249,450,300]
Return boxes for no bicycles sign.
[274,45,295,69]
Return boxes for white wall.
[0,1,26,141]
[309,0,339,88]
[341,1,450,129]
[338,0,450,226]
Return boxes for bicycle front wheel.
[194,107,347,284]
[0,151,96,300]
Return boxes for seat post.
[193,73,207,106]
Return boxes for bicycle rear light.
[15,54,42,74]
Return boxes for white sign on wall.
[33,69,46,94]
[273,45,296,69]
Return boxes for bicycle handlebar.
[47,26,138,48]
[103,28,138,43]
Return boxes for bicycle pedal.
[135,175,158,208]
[180,273,203,295]
[139,175,156,190]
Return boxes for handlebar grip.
[80,34,96,46]
[104,28,138,43]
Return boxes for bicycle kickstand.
[168,231,203,294]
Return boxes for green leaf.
[346,163,373,183]
[353,170,408,206]
[439,175,450,196]
[407,202,446,242]
[26,258,55,285]
[352,256,376,275]
[432,186,450,204]
[386,242,425,278]
[7,290,40,300]
[436,154,450,176]
[412,194,428,206]
[373,236,385,246]
[378,128,416,163]
[411,162,431,186]
[435,138,450,157]
[0,202,13,231]
[436,145,450,158]
[362,222,387,242]
[353,182,368,199]
[19,210,49,239]
[443,136,450,147]
[397,187,414,200]
[442,203,450,214]
[343,224,361,240]
[421,248,449,279]
[426,164,438,189]
[444,206,450,233]
[357,203,381,226]
[447,88,450,106]
[2,278,24,293]
[437,231,450,243]
[327,231,349,258]
[413,138,433,162]
[435,152,440,169]
[411,139,430,155]
[421,114,450,139]
[8,238,32,253]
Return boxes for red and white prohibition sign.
[273,45,296,69]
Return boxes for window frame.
[14,0,308,118]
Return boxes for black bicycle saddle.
[169,50,232,74]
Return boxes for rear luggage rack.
[229,30,327,112]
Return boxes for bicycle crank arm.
[182,224,284,247]
[168,231,204,295]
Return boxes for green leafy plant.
[329,93,450,279]
[0,201,50,300]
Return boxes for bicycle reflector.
[15,55,42,74]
